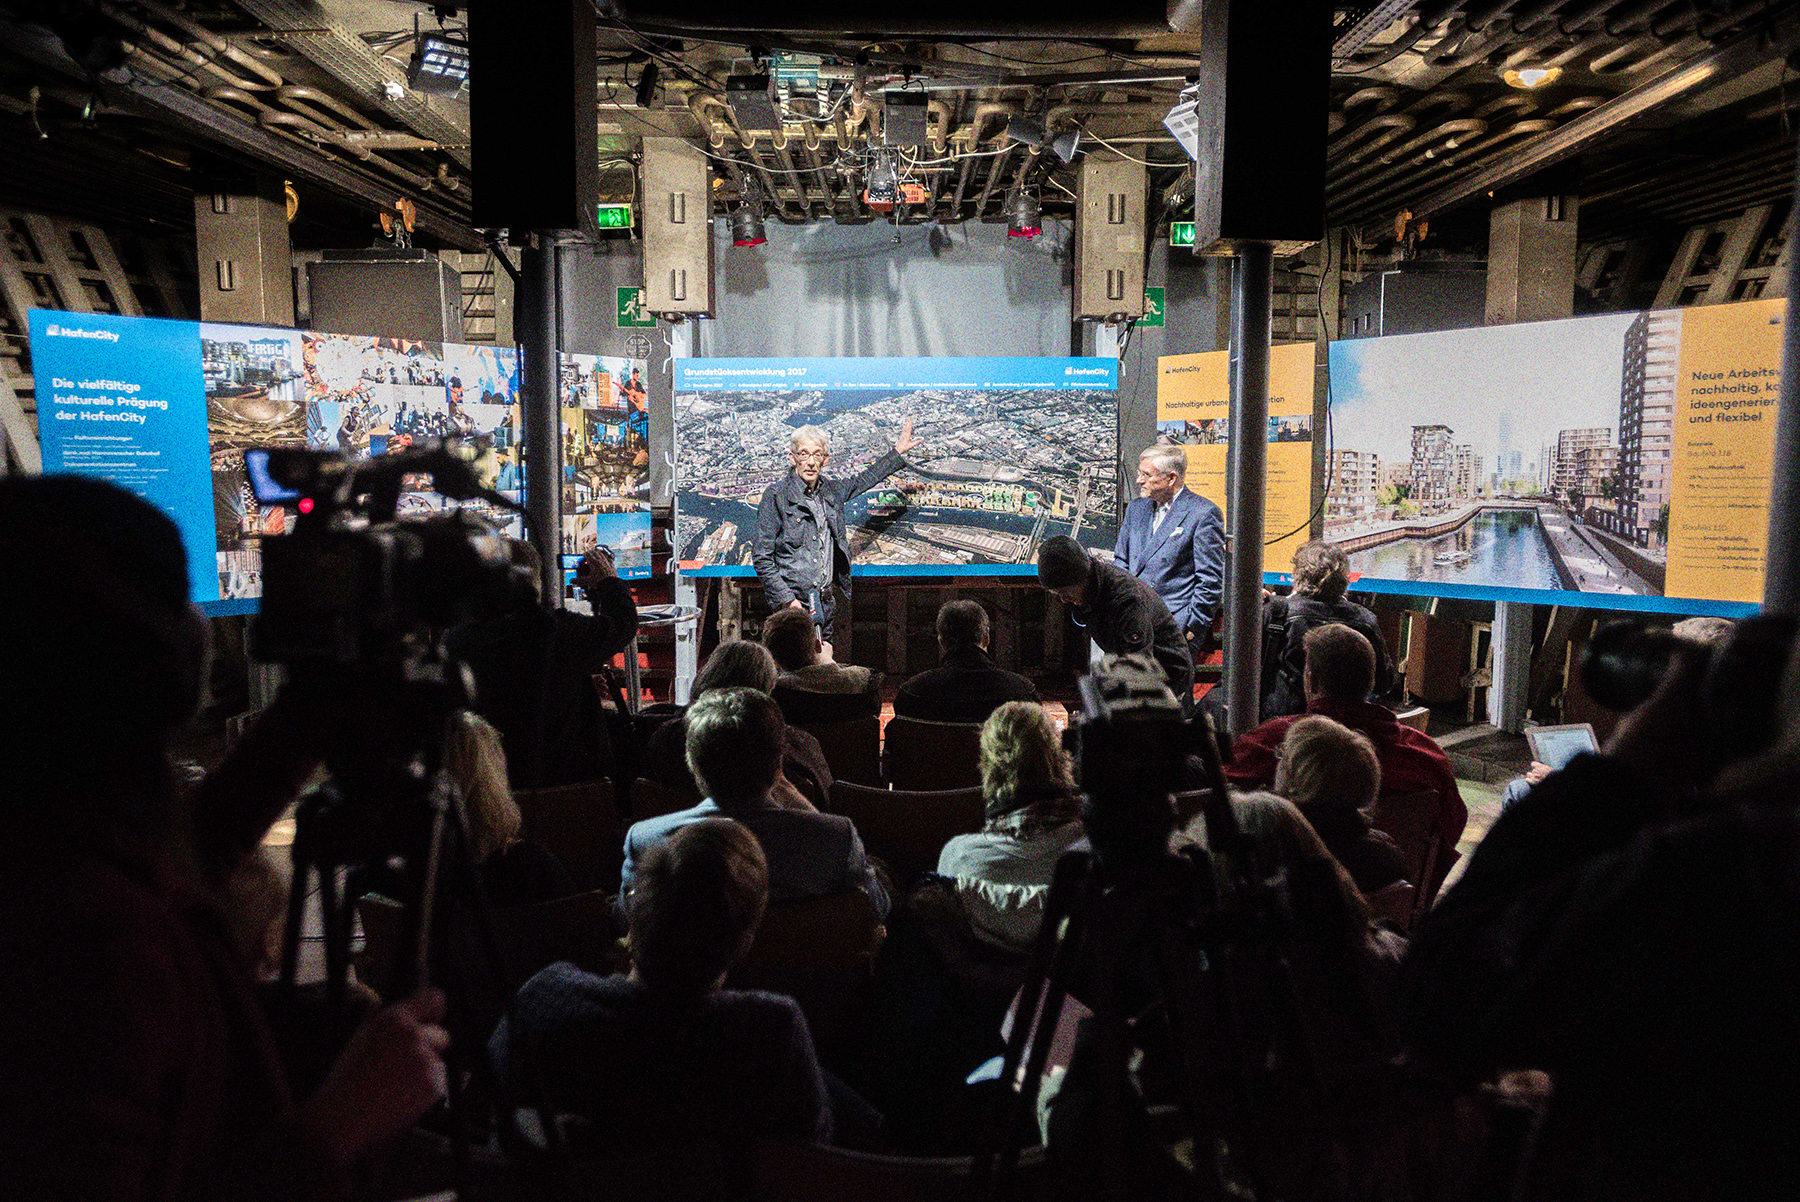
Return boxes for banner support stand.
[521,232,575,606]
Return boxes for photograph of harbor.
[674,378,1117,571]
[1325,310,1671,599]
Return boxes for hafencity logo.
[44,324,121,343]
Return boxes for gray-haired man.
[752,420,917,643]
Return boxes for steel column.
[1768,129,1800,615]
[1223,242,1272,737]
[520,236,570,607]
[670,319,702,703]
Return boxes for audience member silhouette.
[625,688,887,917]
[935,702,1085,953]
[491,818,833,1145]
[894,600,1039,725]
[642,640,833,809]
[446,540,638,789]
[0,475,447,1200]
[1260,540,1397,721]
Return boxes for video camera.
[245,440,532,667]
[1065,655,1196,872]
[1582,613,1797,763]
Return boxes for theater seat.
[825,780,986,892]
[883,715,984,792]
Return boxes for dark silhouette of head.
[1291,540,1351,604]
[684,687,784,805]
[761,606,820,671]
[1301,623,1377,704]
[1036,535,1091,598]
[937,599,990,656]
[0,475,207,835]
[626,817,769,994]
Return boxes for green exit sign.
[596,203,633,230]
[1169,221,1195,247]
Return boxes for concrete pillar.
[1486,194,1578,732]
[194,180,294,327]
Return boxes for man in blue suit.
[1113,444,1226,652]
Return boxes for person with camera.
[446,538,639,790]
[1403,617,1800,1199]
[753,421,919,644]
[1036,534,1196,713]
[0,475,449,1201]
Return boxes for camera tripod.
[274,659,566,1197]
[977,724,1332,1202]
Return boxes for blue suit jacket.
[1113,488,1225,635]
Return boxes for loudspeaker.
[641,137,715,315]
[469,0,598,234]
[306,249,462,341]
[1074,155,1147,321]
[1189,0,1331,250]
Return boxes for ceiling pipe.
[1403,18,1800,224]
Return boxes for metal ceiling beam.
[0,11,492,252]
[228,0,472,168]
[1401,13,1800,224]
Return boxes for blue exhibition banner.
[675,356,1119,392]
[31,310,223,608]
[29,310,651,612]
[673,355,1121,578]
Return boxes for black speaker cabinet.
[1190,0,1331,250]
[469,1,598,234]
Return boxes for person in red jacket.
[1227,623,1466,885]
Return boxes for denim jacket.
[752,447,905,606]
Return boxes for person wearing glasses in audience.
[753,421,918,644]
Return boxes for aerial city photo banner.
[30,309,651,614]
[672,357,1119,576]
[1156,342,1318,578]
[1324,297,1781,615]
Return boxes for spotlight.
[1006,116,1047,146]
[731,180,766,247]
[865,151,899,209]
[407,35,469,96]
[1502,65,1562,89]
[1164,83,1202,161]
[1007,190,1041,239]
[1049,129,1081,163]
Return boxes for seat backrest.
[513,780,620,894]
[492,888,620,992]
[772,681,881,725]
[737,886,884,973]
[1367,788,1444,889]
[795,716,883,788]
[629,776,700,824]
[1363,879,1418,930]
[826,780,985,891]
[756,1140,1046,1202]
[883,715,984,792]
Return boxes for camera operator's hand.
[299,987,450,1167]
[575,545,617,588]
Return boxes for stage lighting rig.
[407,34,469,96]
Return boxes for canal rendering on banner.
[1323,298,1781,615]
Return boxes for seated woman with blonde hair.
[934,702,1085,953]
[1273,714,1411,916]
[447,711,577,907]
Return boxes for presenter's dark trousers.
[808,586,840,645]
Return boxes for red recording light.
[297,497,314,514]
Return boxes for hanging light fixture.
[1007,190,1042,239]
[731,179,766,247]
